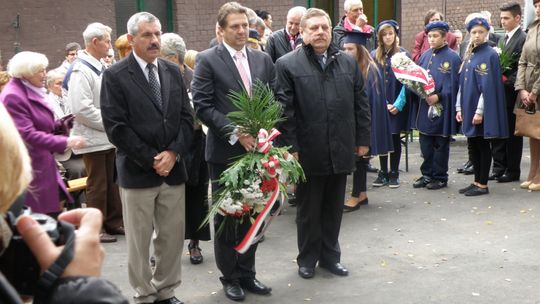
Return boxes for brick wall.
[174,0,295,51]
[399,0,526,52]
[0,0,115,69]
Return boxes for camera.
[0,207,67,296]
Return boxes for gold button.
[433,54,436,56]
[466,69,468,72]
[468,60,471,63]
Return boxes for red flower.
[260,178,278,193]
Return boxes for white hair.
[127,12,162,35]
[344,0,363,12]
[255,17,266,29]
[246,7,259,25]
[161,33,186,61]
[7,51,48,78]
[287,6,307,20]
[46,69,65,88]
[83,22,112,45]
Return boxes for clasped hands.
[154,150,177,177]
[520,90,537,107]
[456,111,483,125]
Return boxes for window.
[115,0,174,37]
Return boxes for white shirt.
[505,26,520,45]
[222,41,252,85]
[132,51,160,85]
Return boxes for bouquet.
[493,46,519,83]
[202,80,305,254]
[390,52,441,120]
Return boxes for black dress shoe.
[459,184,476,194]
[319,262,349,276]
[239,278,272,295]
[457,161,472,173]
[366,163,379,173]
[497,174,519,183]
[298,266,315,279]
[462,165,474,175]
[223,281,245,301]
[488,172,503,181]
[188,243,203,265]
[464,185,489,196]
[426,180,447,190]
[413,177,430,188]
[155,297,184,304]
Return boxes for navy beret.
[376,20,400,35]
[343,30,372,46]
[249,29,260,40]
[425,21,449,33]
[466,17,490,32]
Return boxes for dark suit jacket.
[100,53,193,188]
[501,27,527,108]
[192,44,276,165]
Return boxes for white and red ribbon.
[234,178,281,254]
[262,156,280,177]
[257,128,281,154]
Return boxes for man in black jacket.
[101,12,192,304]
[276,8,370,280]
[491,2,527,182]
[265,6,306,63]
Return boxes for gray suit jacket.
[192,44,276,165]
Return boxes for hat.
[425,21,449,33]
[376,20,400,35]
[249,29,260,40]
[466,17,490,32]
[343,30,372,46]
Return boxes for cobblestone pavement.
[102,137,540,304]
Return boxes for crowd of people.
[0,0,539,303]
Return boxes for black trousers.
[208,162,258,282]
[351,157,368,197]
[491,108,523,176]
[296,174,347,268]
[468,137,492,185]
[379,133,402,173]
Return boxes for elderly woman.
[516,0,540,191]
[161,33,210,265]
[0,51,85,216]
[114,33,132,60]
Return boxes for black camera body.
[0,208,65,296]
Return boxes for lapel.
[127,53,163,113]
[505,28,523,53]
[217,44,245,91]
[157,59,171,114]
[245,47,257,84]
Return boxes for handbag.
[53,114,75,136]
[514,102,540,139]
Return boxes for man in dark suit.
[275,8,370,279]
[490,2,527,182]
[265,6,306,62]
[192,2,275,302]
[100,12,192,304]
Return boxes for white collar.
[133,50,159,71]
[21,79,46,97]
[506,26,520,42]
[223,41,247,60]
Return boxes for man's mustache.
[147,43,160,50]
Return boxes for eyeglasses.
[67,52,77,56]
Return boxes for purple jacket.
[1,78,70,214]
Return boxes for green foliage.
[227,80,285,137]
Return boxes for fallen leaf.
[380,260,387,267]
[472,292,480,296]
[211,291,217,295]
[441,218,447,221]
[505,278,511,282]
[485,221,493,225]
[208,271,213,274]
[408,240,415,243]
[304,298,312,301]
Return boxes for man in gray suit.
[101,12,193,304]
[192,2,275,302]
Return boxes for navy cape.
[365,65,394,156]
[371,47,413,134]
[459,43,508,138]
[417,45,461,136]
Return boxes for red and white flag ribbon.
[257,128,281,154]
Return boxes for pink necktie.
[234,51,251,95]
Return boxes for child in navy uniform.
[413,21,461,190]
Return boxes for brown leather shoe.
[99,232,117,243]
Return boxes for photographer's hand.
[16,208,105,277]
